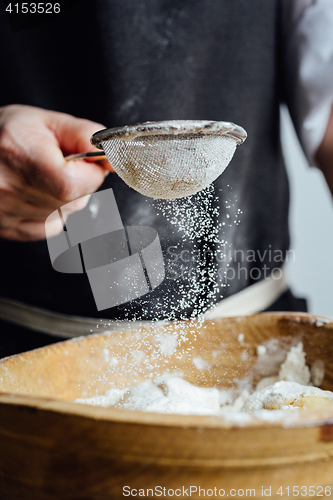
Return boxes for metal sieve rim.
[91,120,247,150]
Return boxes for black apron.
[0,0,296,334]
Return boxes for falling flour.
[151,183,239,322]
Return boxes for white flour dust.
[154,184,221,241]
[76,342,333,421]
[151,184,241,322]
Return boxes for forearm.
[315,105,333,197]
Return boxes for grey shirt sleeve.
[282,0,333,166]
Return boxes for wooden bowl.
[1,312,333,500]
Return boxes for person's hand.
[0,104,112,241]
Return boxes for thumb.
[45,111,114,172]
[22,112,108,201]
[44,110,105,155]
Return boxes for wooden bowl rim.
[1,312,333,431]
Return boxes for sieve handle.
[65,151,107,162]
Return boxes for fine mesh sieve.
[68,120,247,199]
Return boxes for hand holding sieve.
[66,120,247,199]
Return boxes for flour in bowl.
[75,341,333,420]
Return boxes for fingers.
[0,191,91,241]
[45,110,114,172]
[0,104,114,241]
[0,185,90,220]
[0,218,51,241]
[32,152,107,202]
[44,109,104,154]
[0,104,105,155]
[0,218,66,242]
[38,113,112,199]
[0,105,109,200]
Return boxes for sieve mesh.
[102,133,237,199]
